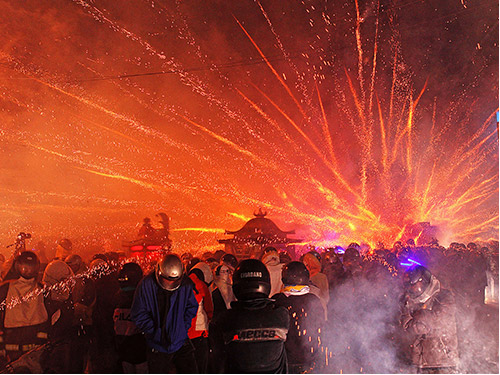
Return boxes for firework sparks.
[0,0,496,253]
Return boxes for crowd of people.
[0,235,496,374]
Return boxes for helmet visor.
[156,269,182,291]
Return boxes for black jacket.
[211,298,290,373]
[272,292,324,367]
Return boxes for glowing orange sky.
[0,0,497,258]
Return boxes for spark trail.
[0,0,497,252]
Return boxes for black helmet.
[278,250,292,264]
[15,251,40,279]
[232,259,270,300]
[343,247,361,262]
[186,257,200,273]
[58,238,73,251]
[282,261,309,285]
[156,254,184,291]
[118,262,143,291]
[323,250,342,265]
[403,265,432,298]
[221,254,238,270]
[213,250,226,262]
[307,250,321,263]
[65,254,83,274]
[348,242,360,250]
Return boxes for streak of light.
[233,15,308,119]
[315,80,337,165]
[227,212,253,222]
[171,228,226,234]
[252,83,361,200]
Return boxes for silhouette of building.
[218,208,301,260]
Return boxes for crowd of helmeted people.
[0,235,497,374]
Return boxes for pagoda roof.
[223,209,296,239]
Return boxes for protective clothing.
[130,272,198,354]
[233,259,271,301]
[400,270,459,370]
[261,250,284,297]
[118,262,143,292]
[282,261,310,286]
[156,254,184,291]
[210,297,290,373]
[15,251,40,280]
[55,239,72,260]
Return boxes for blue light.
[407,258,422,266]
[400,262,413,267]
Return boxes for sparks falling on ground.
[0,0,497,255]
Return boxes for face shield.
[155,254,184,291]
[156,267,182,291]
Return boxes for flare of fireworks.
[0,0,497,252]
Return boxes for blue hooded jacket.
[130,272,198,353]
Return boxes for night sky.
[0,0,498,258]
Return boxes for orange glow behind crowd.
[0,0,497,259]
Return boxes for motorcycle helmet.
[221,253,238,270]
[15,251,40,280]
[156,254,184,291]
[118,262,143,291]
[232,259,270,300]
[403,265,432,298]
[65,254,83,274]
[282,261,310,286]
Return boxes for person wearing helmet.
[302,251,329,313]
[213,250,226,262]
[131,254,199,373]
[343,247,364,279]
[400,266,458,373]
[187,262,214,373]
[272,261,325,373]
[88,256,121,373]
[40,260,75,373]
[0,251,48,364]
[210,259,289,373]
[64,254,96,374]
[278,250,292,264]
[322,249,347,290]
[261,247,285,297]
[113,262,147,373]
[221,253,238,270]
[55,238,73,260]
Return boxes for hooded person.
[0,251,48,364]
[40,260,75,373]
[208,262,236,373]
[89,257,120,373]
[302,251,329,314]
[113,262,148,374]
[261,247,284,297]
[212,264,236,314]
[64,254,96,373]
[188,262,214,373]
[272,261,325,373]
[54,239,72,261]
[400,266,459,373]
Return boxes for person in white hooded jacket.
[261,247,285,297]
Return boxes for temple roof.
[222,209,295,240]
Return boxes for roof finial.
[254,207,268,218]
